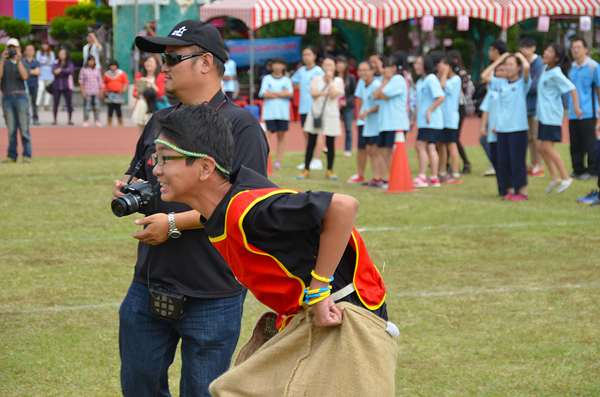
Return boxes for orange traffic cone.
[261,122,276,177]
[385,131,418,194]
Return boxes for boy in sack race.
[150,104,400,396]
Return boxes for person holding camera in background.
[111,20,268,397]
[1,38,32,164]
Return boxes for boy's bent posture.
[152,104,399,396]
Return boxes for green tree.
[0,16,32,39]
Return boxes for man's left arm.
[310,194,360,327]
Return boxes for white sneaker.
[310,158,323,170]
[481,168,496,176]
[545,180,561,194]
[296,162,305,170]
[556,178,573,194]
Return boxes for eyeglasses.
[161,53,207,66]
[150,153,193,166]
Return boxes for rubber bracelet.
[304,286,332,295]
[311,270,334,283]
[307,293,330,306]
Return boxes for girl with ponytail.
[535,43,583,194]
[437,56,463,184]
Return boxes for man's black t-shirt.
[124,93,269,298]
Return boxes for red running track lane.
[0,117,571,158]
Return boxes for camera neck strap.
[175,89,227,112]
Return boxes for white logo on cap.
[171,26,187,37]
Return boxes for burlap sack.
[210,303,399,397]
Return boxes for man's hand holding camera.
[3,46,22,62]
[112,178,170,245]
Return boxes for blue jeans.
[480,135,492,163]
[2,94,31,160]
[119,279,245,397]
[341,106,354,151]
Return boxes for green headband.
[154,139,230,175]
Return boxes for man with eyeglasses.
[111,20,269,397]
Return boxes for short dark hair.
[369,53,385,63]
[303,46,318,56]
[429,50,444,66]
[520,36,537,48]
[108,59,119,68]
[447,49,465,71]
[571,37,588,48]
[489,39,508,55]
[421,54,436,75]
[192,45,225,77]
[156,104,234,179]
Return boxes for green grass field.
[1,145,599,396]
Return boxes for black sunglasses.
[161,53,207,66]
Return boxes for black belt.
[4,90,27,95]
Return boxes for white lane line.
[394,283,599,298]
[0,302,121,314]
[356,221,590,232]
[2,283,598,314]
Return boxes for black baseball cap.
[135,20,228,63]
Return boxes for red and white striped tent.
[361,0,504,30]
[199,0,379,30]
[199,0,379,104]
[494,0,600,28]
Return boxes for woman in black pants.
[448,50,473,173]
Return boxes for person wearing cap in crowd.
[111,19,269,397]
[259,56,293,170]
[0,38,32,163]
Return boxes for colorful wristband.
[311,270,334,283]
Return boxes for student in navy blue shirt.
[520,37,545,177]
[411,54,445,188]
[536,43,582,195]
[259,56,293,170]
[481,52,531,201]
[567,38,600,180]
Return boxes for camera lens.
[111,194,140,217]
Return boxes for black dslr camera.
[112,180,159,217]
[8,49,17,58]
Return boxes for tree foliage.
[50,16,88,41]
[0,16,32,39]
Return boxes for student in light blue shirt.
[536,43,582,194]
[437,56,463,184]
[373,55,409,181]
[567,38,600,179]
[357,61,385,187]
[259,56,293,170]
[411,54,445,188]
[291,47,325,125]
[481,52,531,201]
[369,53,385,83]
[291,46,325,170]
[480,63,508,196]
[347,75,368,184]
[222,48,237,99]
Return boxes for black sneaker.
[461,164,472,174]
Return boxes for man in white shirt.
[222,48,237,99]
[82,31,103,70]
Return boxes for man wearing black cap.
[112,20,269,397]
